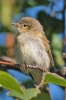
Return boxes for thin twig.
[23,64,47,72]
[0,61,21,71]
[35,72,45,89]
[63,53,66,58]
[0,60,66,81]
[0,61,47,72]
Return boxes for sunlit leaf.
[51,33,62,49]
[23,88,40,100]
[0,71,23,95]
[32,92,51,100]
[44,72,66,87]
[8,91,24,100]
[8,88,40,100]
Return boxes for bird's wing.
[34,31,54,69]
[41,33,54,68]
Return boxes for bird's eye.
[23,24,27,27]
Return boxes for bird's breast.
[15,34,50,84]
[15,34,50,69]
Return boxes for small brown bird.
[12,17,54,88]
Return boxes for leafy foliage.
[8,88,40,100]
[1,0,64,67]
[0,71,23,94]
[45,72,66,87]
[0,71,66,100]
[0,0,65,99]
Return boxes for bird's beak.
[12,23,19,27]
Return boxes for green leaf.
[35,0,49,5]
[32,92,51,100]
[0,71,23,95]
[23,88,40,100]
[44,72,66,87]
[8,88,40,100]
[51,33,62,49]
[8,91,24,100]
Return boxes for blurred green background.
[0,0,65,68]
[0,0,66,100]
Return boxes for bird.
[12,17,54,89]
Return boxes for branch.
[0,60,65,72]
[0,60,66,90]
[0,60,66,79]
[0,61,21,71]
[63,53,66,58]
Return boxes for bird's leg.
[21,64,47,89]
[35,72,45,89]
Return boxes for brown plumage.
[13,17,54,86]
